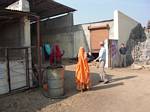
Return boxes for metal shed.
[0,0,75,19]
[0,0,75,95]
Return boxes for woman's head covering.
[78,47,85,58]
[75,47,90,90]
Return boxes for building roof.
[29,0,76,19]
[0,9,34,26]
[75,19,113,26]
[0,0,18,8]
[0,0,76,19]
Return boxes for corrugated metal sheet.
[29,0,76,19]
[0,9,32,25]
[0,0,76,19]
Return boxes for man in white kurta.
[94,42,109,83]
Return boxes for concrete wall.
[0,20,23,47]
[0,17,31,56]
[32,12,114,60]
[0,0,32,95]
[0,17,32,94]
[23,17,31,46]
[4,0,31,46]
[114,10,139,45]
[1,0,30,48]
[71,25,90,57]
[114,10,139,66]
[32,15,113,59]
[32,13,74,58]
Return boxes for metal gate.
[0,47,31,95]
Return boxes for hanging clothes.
[49,44,63,65]
[43,43,51,61]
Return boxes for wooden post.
[5,48,11,92]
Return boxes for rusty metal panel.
[90,28,109,53]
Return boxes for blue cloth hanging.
[44,44,51,55]
[43,43,51,61]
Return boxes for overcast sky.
[56,0,149,27]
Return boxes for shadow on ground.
[91,82,124,91]
[111,75,137,82]
[64,71,137,95]
[0,70,137,112]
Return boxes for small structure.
[0,1,32,94]
[0,0,75,95]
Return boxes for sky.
[56,0,149,27]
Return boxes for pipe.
[30,14,42,86]
[23,13,42,86]
[5,48,11,92]
[36,16,42,86]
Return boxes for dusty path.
[0,64,150,112]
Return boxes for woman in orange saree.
[75,47,90,91]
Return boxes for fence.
[0,47,32,95]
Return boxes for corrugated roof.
[0,9,34,26]
[0,0,76,19]
[29,0,76,19]
[0,9,27,17]
[0,0,18,8]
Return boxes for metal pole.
[36,16,42,86]
[25,48,30,88]
[110,40,112,67]
[5,48,11,93]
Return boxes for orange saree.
[75,47,90,91]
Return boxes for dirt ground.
[0,62,150,112]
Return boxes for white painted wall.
[23,17,31,46]
[6,0,30,12]
[104,39,109,68]
[21,0,30,12]
[113,10,139,66]
[23,17,32,87]
[114,10,139,45]
[114,11,119,40]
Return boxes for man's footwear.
[99,80,104,83]
[104,80,110,84]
